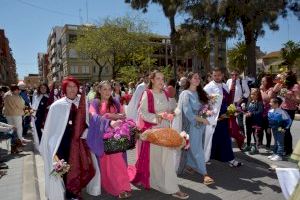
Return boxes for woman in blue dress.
[177,72,214,185]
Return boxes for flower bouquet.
[103,119,140,154]
[209,94,219,105]
[50,157,70,177]
[24,106,34,117]
[226,104,238,116]
[198,104,214,119]
[140,127,188,149]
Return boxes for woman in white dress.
[132,70,189,199]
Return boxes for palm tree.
[281,40,300,70]
[227,42,247,73]
[125,0,184,78]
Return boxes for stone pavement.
[0,121,299,200]
[0,135,39,200]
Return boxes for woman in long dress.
[89,81,132,199]
[32,83,49,144]
[132,70,189,199]
[177,72,214,185]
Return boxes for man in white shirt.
[226,69,250,105]
[226,69,250,136]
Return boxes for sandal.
[203,176,214,185]
[172,191,189,199]
[118,191,131,199]
[229,160,243,168]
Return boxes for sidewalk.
[0,134,39,200]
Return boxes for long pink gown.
[89,100,131,196]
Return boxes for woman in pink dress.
[89,81,132,199]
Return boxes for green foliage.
[183,0,300,76]
[161,65,173,81]
[73,15,155,80]
[117,66,139,83]
[227,42,247,72]
[281,40,300,69]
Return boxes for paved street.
[0,121,299,200]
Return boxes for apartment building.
[0,29,17,85]
[37,53,49,83]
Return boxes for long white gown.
[139,91,179,194]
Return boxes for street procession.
[0,1,300,200]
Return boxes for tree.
[176,25,212,72]
[281,40,300,69]
[184,0,300,77]
[227,42,247,72]
[125,0,185,79]
[73,16,155,80]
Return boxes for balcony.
[51,57,56,65]
[50,38,56,47]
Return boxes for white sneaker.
[270,155,282,161]
[267,154,276,159]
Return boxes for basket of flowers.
[103,119,140,154]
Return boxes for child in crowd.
[243,88,264,154]
[268,97,292,161]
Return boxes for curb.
[22,138,40,200]
[34,150,46,200]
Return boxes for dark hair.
[95,81,117,112]
[112,81,121,97]
[212,67,223,73]
[271,96,283,106]
[148,70,162,89]
[285,71,298,89]
[37,83,50,95]
[262,76,274,90]
[1,86,8,93]
[185,72,209,104]
[10,84,19,92]
[167,79,176,87]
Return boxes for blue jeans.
[272,128,284,156]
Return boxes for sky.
[0,0,300,80]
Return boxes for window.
[93,66,97,73]
[69,49,78,58]
[70,66,79,74]
[68,34,77,43]
[82,66,89,74]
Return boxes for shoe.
[267,154,276,159]
[242,145,251,152]
[270,155,282,161]
[172,191,189,199]
[249,146,259,155]
[229,160,243,167]
[203,176,215,185]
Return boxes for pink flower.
[161,112,168,119]
[206,110,214,116]
[103,132,113,139]
[166,114,174,121]
[114,134,121,140]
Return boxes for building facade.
[0,29,17,85]
[37,53,49,83]
[44,24,112,84]
[24,74,40,89]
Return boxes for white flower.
[180,131,187,138]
